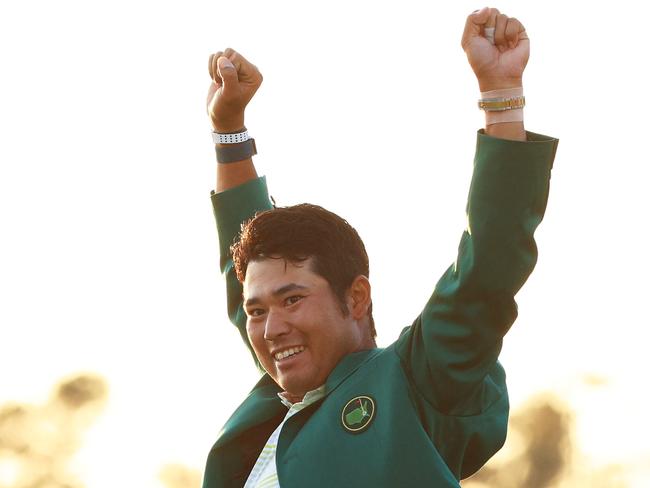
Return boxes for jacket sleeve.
[395,130,559,415]
[210,176,274,368]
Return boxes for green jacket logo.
[341,395,376,433]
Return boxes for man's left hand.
[461,7,529,92]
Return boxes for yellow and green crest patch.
[341,395,376,433]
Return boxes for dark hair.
[231,203,375,338]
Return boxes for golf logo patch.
[341,395,376,433]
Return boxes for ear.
[347,275,371,321]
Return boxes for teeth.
[274,346,305,361]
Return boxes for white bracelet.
[212,130,250,144]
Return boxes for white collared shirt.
[243,385,326,488]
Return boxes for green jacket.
[203,130,559,488]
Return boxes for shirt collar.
[277,384,326,409]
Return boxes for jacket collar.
[213,347,381,449]
[324,348,380,394]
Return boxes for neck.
[279,391,304,404]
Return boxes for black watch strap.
[215,138,257,164]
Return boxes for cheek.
[247,324,274,370]
[312,316,346,350]
[247,323,264,349]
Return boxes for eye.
[247,308,266,318]
[285,295,303,306]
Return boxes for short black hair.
[231,203,375,338]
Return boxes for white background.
[1,0,649,486]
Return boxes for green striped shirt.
[244,385,326,488]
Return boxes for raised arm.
[463,7,529,141]
[395,9,558,416]
[207,49,272,366]
[207,48,261,191]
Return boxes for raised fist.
[207,48,263,133]
[461,7,529,91]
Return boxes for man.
[202,7,558,488]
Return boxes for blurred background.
[1,0,648,486]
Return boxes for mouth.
[273,346,306,362]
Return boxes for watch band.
[478,95,526,112]
[215,138,257,164]
[212,130,250,144]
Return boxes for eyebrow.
[244,283,309,308]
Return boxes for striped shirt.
[243,385,326,488]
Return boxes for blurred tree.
[462,392,627,488]
[0,374,107,488]
[1,374,204,488]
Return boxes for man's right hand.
[207,48,263,133]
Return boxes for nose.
[264,308,291,341]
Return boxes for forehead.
[243,257,324,299]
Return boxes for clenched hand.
[207,48,263,133]
[461,7,529,92]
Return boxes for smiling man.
[236,206,376,405]
[243,256,371,400]
[202,7,558,488]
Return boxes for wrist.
[212,116,246,134]
[485,122,526,141]
[212,127,257,164]
[213,126,246,134]
[479,86,525,141]
[212,128,249,145]
[477,78,523,93]
[479,86,524,126]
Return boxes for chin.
[279,378,305,396]
[279,375,315,397]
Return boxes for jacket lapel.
[214,373,285,448]
[324,348,381,395]
[216,348,379,448]
[204,349,382,487]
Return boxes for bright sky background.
[2,0,649,486]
